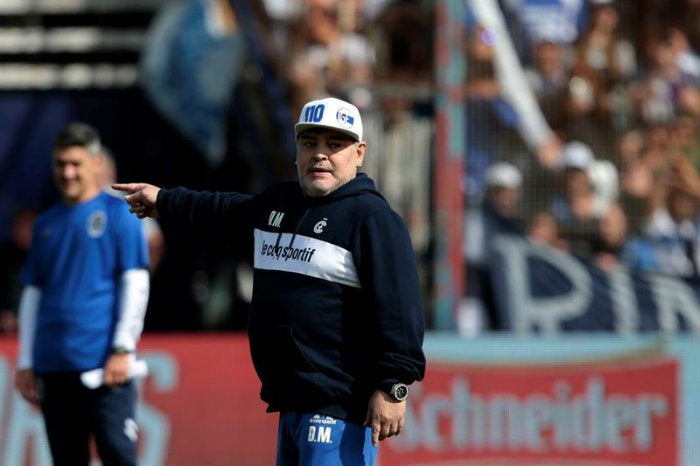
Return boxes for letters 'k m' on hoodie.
[157,173,426,423]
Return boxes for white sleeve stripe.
[17,285,41,369]
[112,268,150,351]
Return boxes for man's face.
[53,146,101,204]
[296,129,365,197]
[668,188,698,221]
[488,186,520,217]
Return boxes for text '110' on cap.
[295,97,363,141]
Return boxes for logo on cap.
[335,109,354,129]
[303,104,325,123]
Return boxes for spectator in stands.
[653,0,700,55]
[370,0,432,83]
[527,210,567,250]
[668,25,700,81]
[573,0,637,135]
[465,162,525,264]
[631,26,700,128]
[462,162,525,334]
[624,180,700,278]
[553,63,617,158]
[481,162,526,233]
[618,126,646,166]
[286,0,377,111]
[468,0,565,173]
[499,0,588,62]
[140,0,248,168]
[670,109,700,171]
[463,22,529,201]
[574,0,637,92]
[524,33,572,124]
[593,201,628,270]
[550,140,619,257]
[617,129,657,234]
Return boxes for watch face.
[392,383,409,401]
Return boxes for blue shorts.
[276,411,378,466]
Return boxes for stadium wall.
[0,333,698,465]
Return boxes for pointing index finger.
[111,183,139,194]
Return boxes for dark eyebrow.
[297,134,356,145]
[328,135,357,143]
[297,130,357,142]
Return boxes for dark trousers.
[38,373,138,466]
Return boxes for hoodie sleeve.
[355,207,426,387]
[157,187,256,254]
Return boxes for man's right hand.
[15,368,40,408]
[112,183,161,219]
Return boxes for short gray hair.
[52,121,102,157]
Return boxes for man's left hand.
[364,389,405,446]
[103,353,131,386]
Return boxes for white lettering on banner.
[492,237,593,334]
[607,269,639,334]
[254,229,360,288]
[0,357,52,466]
[492,236,700,334]
[394,378,669,453]
[650,275,700,332]
[135,353,178,466]
[0,353,177,466]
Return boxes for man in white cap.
[462,161,524,335]
[112,97,426,466]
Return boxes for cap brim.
[295,123,360,141]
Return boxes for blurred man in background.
[14,122,150,466]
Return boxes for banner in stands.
[1,335,698,465]
[488,235,700,334]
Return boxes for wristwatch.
[112,346,133,355]
[382,383,409,402]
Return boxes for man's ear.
[92,153,110,186]
[356,142,366,166]
[94,154,107,172]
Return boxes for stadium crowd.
[462,0,700,332]
[2,0,700,334]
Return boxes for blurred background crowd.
[1,0,700,335]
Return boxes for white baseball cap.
[485,162,522,189]
[295,97,363,141]
[562,141,594,170]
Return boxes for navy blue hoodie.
[157,173,426,423]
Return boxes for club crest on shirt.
[313,218,327,234]
[87,211,107,237]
